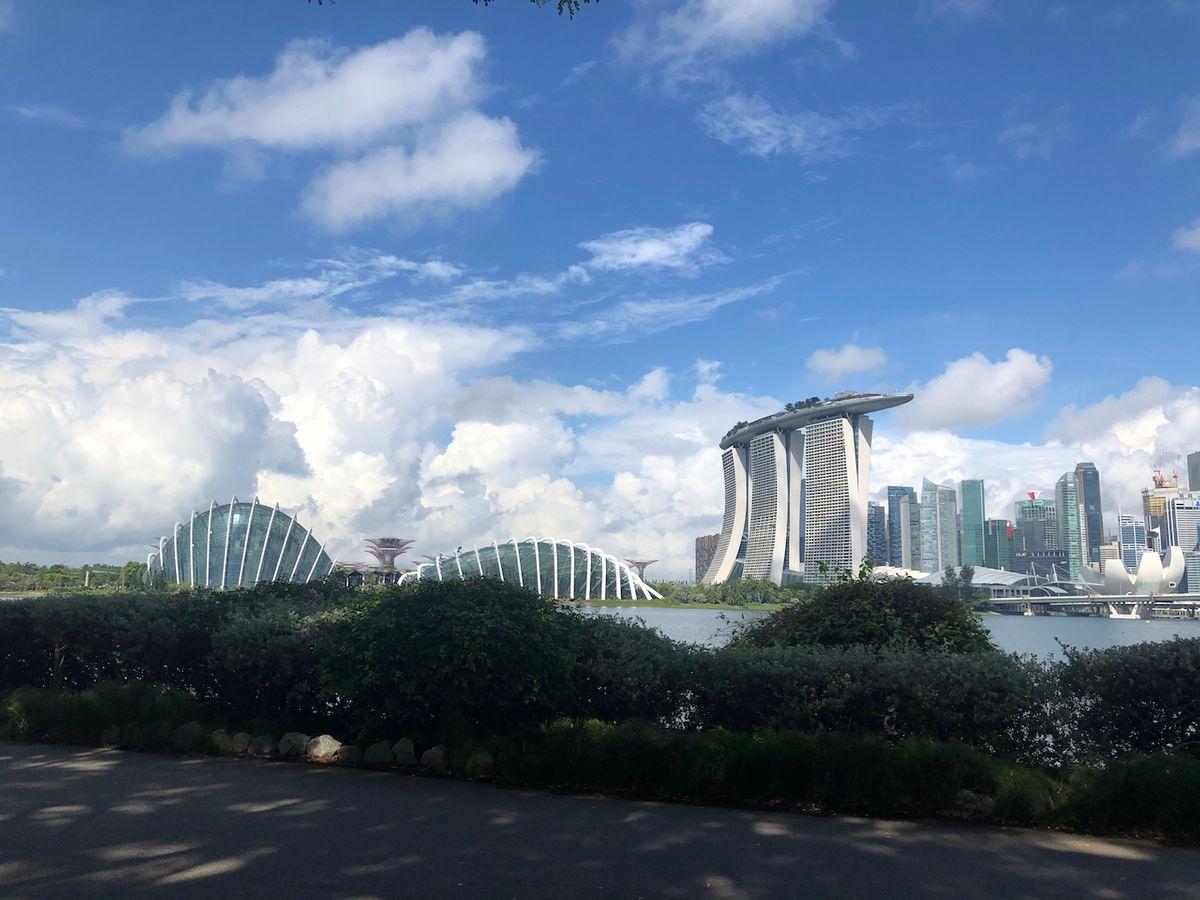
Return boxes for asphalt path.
[2,742,1199,898]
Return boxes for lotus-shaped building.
[1082,546,1186,595]
[399,537,663,601]
[147,497,335,588]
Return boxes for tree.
[473,0,597,15]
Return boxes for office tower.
[1055,471,1088,580]
[867,501,887,565]
[1015,493,1058,551]
[886,486,916,567]
[1074,462,1104,564]
[694,533,719,584]
[1098,541,1120,572]
[1118,514,1148,571]
[919,479,959,572]
[1143,478,1184,552]
[960,479,986,566]
[898,491,922,568]
[1164,495,1200,553]
[704,392,913,585]
[1190,451,1200,492]
[984,518,1015,571]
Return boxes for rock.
[392,738,417,766]
[210,729,230,754]
[248,734,276,758]
[420,745,449,773]
[305,734,342,763]
[335,745,362,766]
[278,732,309,759]
[171,721,206,753]
[465,748,495,778]
[363,741,394,766]
[99,725,120,747]
[228,732,252,755]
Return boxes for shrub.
[319,578,581,741]
[691,644,1060,763]
[1062,754,1200,840]
[2,682,204,746]
[1056,638,1200,759]
[733,577,994,653]
[992,766,1062,824]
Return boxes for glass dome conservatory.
[147,497,335,588]
[398,537,662,601]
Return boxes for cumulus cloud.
[806,343,886,381]
[900,348,1053,430]
[125,30,536,231]
[1166,95,1200,159]
[1173,220,1200,253]
[579,222,721,273]
[617,0,833,85]
[698,93,907,161]
[998,106,1070,160]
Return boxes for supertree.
[624,559,658,581]
[364,538,416,571]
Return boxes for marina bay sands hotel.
[702,391,913,585]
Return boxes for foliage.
[651,578,812,606]
[0,559,146,593]
[732,576,995,653]
[472,0,596,16]
[2,682,205,746]
[690,645,1061,764]
[1062,754,1200,840]
[318,578,581,742]
[1056,637,1200,759]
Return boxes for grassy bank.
[565,599,786,611]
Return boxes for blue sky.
[1,0,1198,572]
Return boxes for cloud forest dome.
[147,498,334,588]
[400,537,663,602]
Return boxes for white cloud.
[9,104,86,128]
[617,0,833,85]
[998,107,1070,160]
[579,222,721,273]
[1166,95,1200,159]
[125,30,536,231]
[806,343,886,381]
[900,348,1053,430]
[1172,219,1200,253]
[919,0,992,19]
[300,113,538,232]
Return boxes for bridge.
[985,592,1200,619]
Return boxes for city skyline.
[1,3,1199,578]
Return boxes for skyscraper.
[984,518,1015,571]
[1143,479,1183,552]
[960,479,985,567]
[1074,462,1104,564]
[919,478,959,572]
[886,485,916,567]
[1190,451,1200,493]
[899,491,922,568]
[1164,495,1200,554]
[1118,514,1147,572]
[703,392,913,585]
[867,501,887,565]
[1055,471,1087,580]
[694,533,719,584]
[1014,493,1058,551]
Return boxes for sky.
[1,0,1199,576]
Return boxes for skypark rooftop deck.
[719,392,914,449]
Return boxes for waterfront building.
[1014,493,1058,551]
[1055,471,1088,580]
[1164,495,1200,556]
[1074,462,1104,564]
[703,392,913,585]
[694,533,719,584]
[1098,540,1120,572]
[1187,553,1200,593]
[1143,479,1183,551]
[886,486,916,567]
[919,479,959,572]
[1013,549,1069,579]
[960,479,986,567]
[401,537,661,600]
[867,501,887,565]
[1118,514,1148,571]
[898,491,922,568]
[147,497,334,588]
[1190,450,1200,492]
[984,519,1015,571]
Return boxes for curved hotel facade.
[703,392,913,585]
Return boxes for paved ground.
[2,743,1200,898]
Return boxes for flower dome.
[147,497,334,588]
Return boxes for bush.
[2,682,204,746]
[1063,754,1200,840]
[691,644,1060,763]
[1056,638,1200,759]
[652,579,813,606]
[319,578,581,741]
[992,766,1062,824]
[733,577,994,653]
